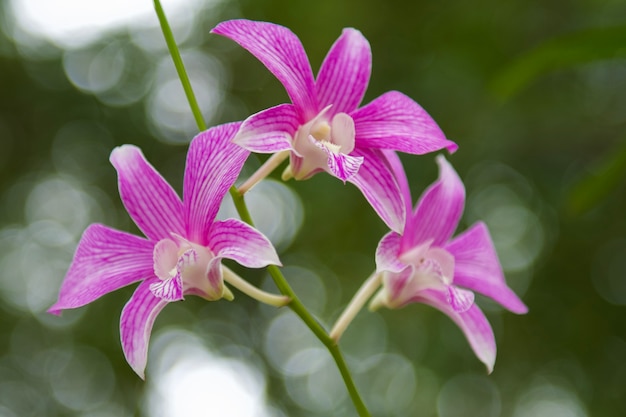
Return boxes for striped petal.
[316,28,371,115]
[311,139,363,182]
[347,148,405,234]
[352,91,457,154]
[110,145,184,241]
[375,231,405,273]
[418,288,496,373]
[184,122,248,245]
[208,218,281,268]
[403,155,465,251]
[234,104,299,153]
[446,222,528,314]
[48,224,154,315]
[381,150,413,225]
[120,278,169,379]
[211,20,317,119]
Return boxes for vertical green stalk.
[153,1,371,416]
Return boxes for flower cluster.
[50,19,526,382]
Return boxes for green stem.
[153,0,206,132]
[153,2,370,415]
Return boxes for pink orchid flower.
[49,123,283,378]
[371,154,527,372]
[211,19,457,233]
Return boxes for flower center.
[388,241,474,312]
[151,236,221,301]
[290,106,356,180]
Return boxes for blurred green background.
[1,0,625,416]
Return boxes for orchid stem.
[153,2,371,416]
[330,272,382,342]
[153,0,206,132]
[222,266,290,307]
[238,150,290,194]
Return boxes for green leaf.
[491,25,626,99]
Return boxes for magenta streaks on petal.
[110,145,185,241]
[316,28,371,115]
[348,148,405,234]
[211,20,316,119]
[209,218,281,268]
[446,286,475,313]
[375,232,405,273]
[446,222,528,314]
[351,91,457,154]
[418,288,496,373]
[404,155,465,251]
[381,150,412,222]
[234,104,300,153]
[120,279,169,379]
[49,224,154,315]
[184,122,248,245]
[312,139,363,182]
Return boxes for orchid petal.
[404,155,465,250]
[446,222,528,314]
[375,232,405,273]
[184,122,248,245]
[120,279,169,379]
[446,286,475,313]
[352,91,457,154]
[149,247,195,302]
[153,239,178,281]
[418,289,496,373]
[383,265,415,306]
[209,218,281,268]
[234,104,299,153]
[149,275,183,302]
[381,150,412,223]
[316,28,371,115]
[48,224,154,315]
[347,148,405,233]
[205,257,226,300]
[312,139,364,182]
[211,20,316,118]
[110,146,185,241]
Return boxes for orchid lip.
[152,236,221,301]
[290,106,357,180]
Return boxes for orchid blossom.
[48,123,286,378]
[211,19,457,233]
[332,154,527,372]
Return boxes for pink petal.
[445,222,528,314]
[153,238,178,281]
[403,155,465,251]
[352,91,458,154]
[149,276,183,301]
[211,20,317,119]
[347,148,405,234]
[381,150,412,222]
[234,104,300,153]
[149,247,195,302]
[312,139,364,182]
[205,257,225,299]
[48,224,154,315]
[120,279,169,379]
[316,28,371,115]
[208,219,281,268]
[184,122,249,245]
[110,145,185,241]
[418,288,496,373]
[375,231,406,273]
[446,286,475,313]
